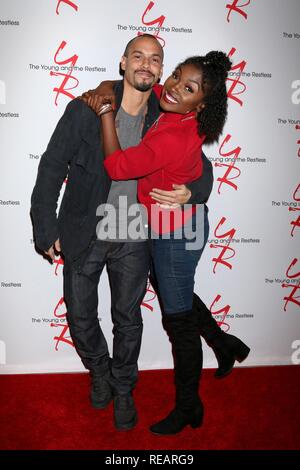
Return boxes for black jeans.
[64,240,150,395]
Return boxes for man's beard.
[134,81,153,92]
[133,71,155,92]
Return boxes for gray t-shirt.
[97,106,148,242]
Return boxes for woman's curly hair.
[179,51,232,144]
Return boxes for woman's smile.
[162,90,179,104]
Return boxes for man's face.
[121,37,163,92]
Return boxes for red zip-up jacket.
[104,94,205,233]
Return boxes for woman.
[87,51,250,434]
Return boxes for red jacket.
[104,104,204,233]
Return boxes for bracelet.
[98,103,113,116]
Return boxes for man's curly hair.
[179,51,232,144]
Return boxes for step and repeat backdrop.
[0,0,299,373]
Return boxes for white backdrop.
[0,0,299,374]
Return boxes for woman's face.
[160,63,205,114]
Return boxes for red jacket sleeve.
[104,130,183,180]
[153,83,163,99]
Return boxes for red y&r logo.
[227,47,247,107]
[53,256,64,276]
[140,1,166,47]
[210,218,237,273]
[50,40,79,106]
[215,134,242,194]
[51,323,74,351]
[226,0,251,22]
[51,297,74,350]
[142,281,157,312]
[56,0,78,15]
[282,259,300,311]
[210,294,231,332]
[289,183,300,237]
[296,124,300,158]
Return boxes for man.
[32,34,240,432]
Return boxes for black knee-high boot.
[150,311,204,435]
[193,293,250,378]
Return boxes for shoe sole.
[214,345,251,379]
[91,395,113,409]
[150,419,203,436]
[114,416,138,431]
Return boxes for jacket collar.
[158,110,197,123]
[114,80,124,112]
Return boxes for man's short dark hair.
[123,34,164,61]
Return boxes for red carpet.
[0,366,299,450]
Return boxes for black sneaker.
[114,393,137,431]
[90,372,113,409]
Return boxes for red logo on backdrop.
[282,259,300,311]
[210,218,237,273]
[296,124,300,158]
[209,49,246,323]
[140,1,166,47]
[289,183,300,237]
[210,295,231,332]
[213,6,250,324]
[142,281,158,312]
[282,125,300,312]
[53,256,64,276]
[51,297,74,350]
[226,0,250,22]
[50,41,79,106]
[47,3,79,350]
[215,134,242,194]
[227,47,247,106]
[56,0,78,14]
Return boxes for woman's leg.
[193,294,250,378]
[150,311,204,435]
[182,207,251,378]
[149,223,204,435]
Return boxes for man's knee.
[113,321,143,337]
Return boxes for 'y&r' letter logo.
[51,297,74,350]
[56,0,78,15]
[210,295,231,331]
[227,47,247,107]
[210,218,237,273]
[282,258,300,311]
[289,183,300,237]
[50,41,79,106]
[215,134,242,194]
[226,0,250,22]
[140,1,166,47]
